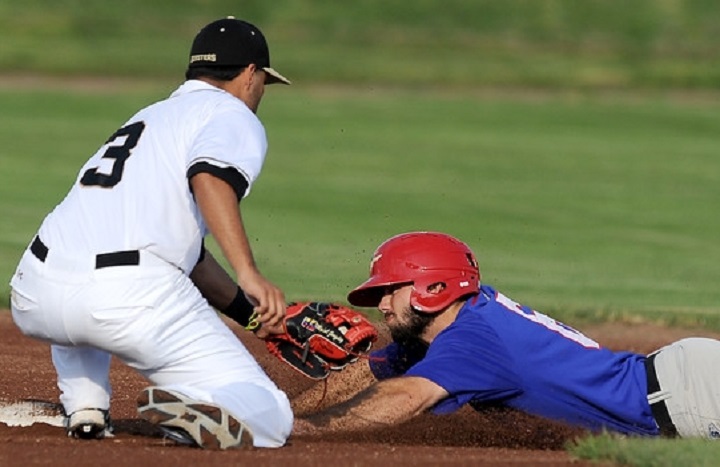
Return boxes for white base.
[0,400,64,427]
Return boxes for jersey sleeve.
[405,319,522,414]
[186,103,267,200]
[187,163,249,201]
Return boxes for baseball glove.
[265,302,378,380]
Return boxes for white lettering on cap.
[190,54,217,63]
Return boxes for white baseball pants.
[651,337,720,439]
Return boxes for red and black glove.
[265,302,378,380]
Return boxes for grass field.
[568,432,720,467]
[2,83,719,329]
[2,1,720,89]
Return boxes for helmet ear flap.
[410,279,451,313]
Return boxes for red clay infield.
[1,310,717,466]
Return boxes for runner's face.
[378,284,433,343]
[378,283,410,321]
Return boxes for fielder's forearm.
[190,250,259,328]
[189,250,237,309]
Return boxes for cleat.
[137,386,252,450]
[66,408,114,439]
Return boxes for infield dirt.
[1,310,718,466]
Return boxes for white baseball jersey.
[39,79,267,274]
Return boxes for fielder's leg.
[51,345,113,439]
[80,264,293,449]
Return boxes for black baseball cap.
[189,17,290,85]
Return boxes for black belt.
[645,353,678,437]
[30,236,140,269]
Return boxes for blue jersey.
[369,285,658,436]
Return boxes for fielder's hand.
[237,269,286,331]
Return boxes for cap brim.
[263,67,291,85]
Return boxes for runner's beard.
[389,305,434,347]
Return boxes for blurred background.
[1,0,720,89]
[1,1,719,325]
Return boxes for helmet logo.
[370,253,383,270]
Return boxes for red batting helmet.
[347,232,481,313]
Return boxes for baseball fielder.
[9,17,294,449]
[294,231,720,439]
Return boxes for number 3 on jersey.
[80,121,146,188]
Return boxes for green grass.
[3,84,719,330]
[569,432,720,467]
[2,1,720,89]
[254,87,720,319]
